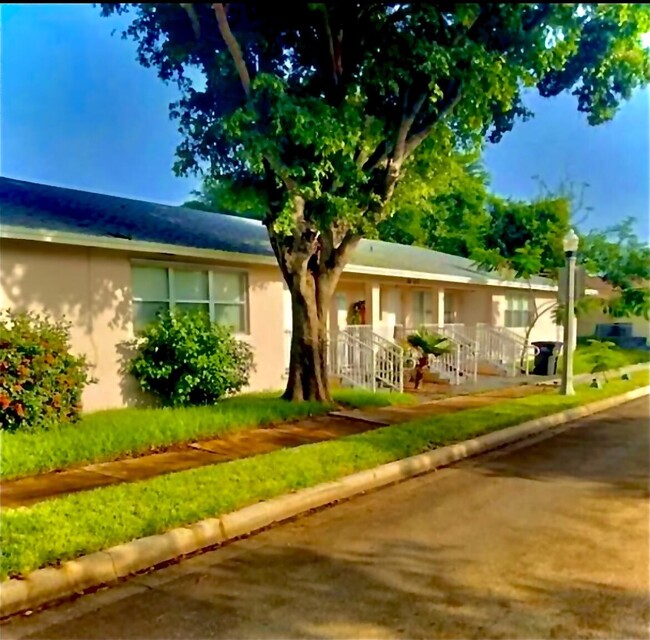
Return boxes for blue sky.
[2,4,649,239]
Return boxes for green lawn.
[0,389,415,481]
[559,344,650,375]
[331,387,416,409]
[1,371,646,581]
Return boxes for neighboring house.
[0,178,561,410]
[578,275,649,347]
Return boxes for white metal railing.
[329,328,374,390]
[287,320,540,391]
[426,343,476,385]
[329,326,403,392]
[394,324,478,384]
[495,326,540,375]
[472,324,539,376]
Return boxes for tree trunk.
[265,196,359,403]
[520,302,557,371]
[282,272,335,402]
[520,321,535,372]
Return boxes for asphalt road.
[4,397,649,639]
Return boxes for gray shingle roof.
[0,177,272,257]
[0,177,554,289]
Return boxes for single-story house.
[0,177,562,410]
[578,275,649,348]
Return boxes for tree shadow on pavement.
[464,399,649,497]
[17,538,649,640]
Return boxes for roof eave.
[0,224,558,292]
[0,224,278,267]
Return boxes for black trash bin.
[532,341,563,376]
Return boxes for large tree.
[471,193,572,278]
[580,218,650,319]
[377,153,491,255]
[100,3,650,401]
[451,187,649,364]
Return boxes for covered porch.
[328,275,495,339]
[325,277,494,391]
[282,274,543,393]
[324,276,540,390]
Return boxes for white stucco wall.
[491,289,562,344]
[0,239,288,411]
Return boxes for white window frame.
[411,290,427,327]
[504,294,531,328]
[443,291,455,325]
[131,260,249,334]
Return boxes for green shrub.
[584,339,618,379]
[567,341,650,375]
[129,310,254,406]
[0,310,92,433]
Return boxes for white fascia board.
[0,225,277,267]
[342,263,558,292]
[1,224,558,292]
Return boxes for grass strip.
[1,372,646,580]
[0,389,415,481]
[563,345,650,375]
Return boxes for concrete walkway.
[4,398,647,639]
[0,386,549,509]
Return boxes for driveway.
[4,397,649,639]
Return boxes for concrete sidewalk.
[0,386,549,508]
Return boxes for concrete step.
[477,360,510,377]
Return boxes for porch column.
[334,292,348,330]
[365,281,381,331]
[381,287,400,341]
[433,287,445,326]
[282,284,292,375]
[327,294,336,334]
[328,291,346,373]
[401,289,412,328]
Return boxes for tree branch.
[333,229,361,270]
[403,80,462,157]
[362,140,390,172]
[395,5,549,161]
[212,3,251,97]
[393,89,427,165]
[180,3,201,39]
[362,89,427,172]
[322,6,343,88]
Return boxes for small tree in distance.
[472,191,649,369]
[100,3,650,401]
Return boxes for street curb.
[1,384,648,618]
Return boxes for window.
[505,295,532,328]
[443,292,455,324]
[411,291,431,327]
[132,264,247,333]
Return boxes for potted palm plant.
[405,329,453,389]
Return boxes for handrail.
[474,324,539,376]
[492,326,541,356]
[329,328,372,390]
[330,326,403,392]
[333,320,546,388]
